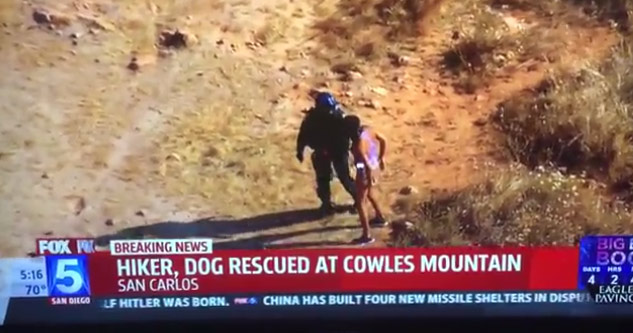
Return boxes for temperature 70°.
[26,284,47,296]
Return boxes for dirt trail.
[0,0,621,256]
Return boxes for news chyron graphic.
[36,238,95,306]
[579,235,633,304]
[2,236,629,324]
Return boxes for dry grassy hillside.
[0,0,629,256]
[392,0,633,247]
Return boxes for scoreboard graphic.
[578,236,633,289]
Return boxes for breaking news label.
[110,239,213,256]
[579,235,633,304]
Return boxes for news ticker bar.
[97,291,592,309]
[3,291,633,325]
[44,288,633,307]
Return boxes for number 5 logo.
[55,259,82,294]
[46,256,90,297]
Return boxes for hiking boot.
[352,236,375,245]
[318,202,336,216]
[370,216,389,227]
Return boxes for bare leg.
[355,177,370,239]
[367,188,385,220]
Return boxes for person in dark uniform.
[296,92,356,215]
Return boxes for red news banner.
[85,241,579,296]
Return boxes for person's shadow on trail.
[95,207,358,250]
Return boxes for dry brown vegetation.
[493,0,633,31]
[441,0,565,93]
[494,43,633,193]
[254,14,292,45]
[146,103,300,214]
[440,0,633,93]
[391,0,633,247]
[115,54,308,216]
[442,1,518,92]
[312,0,571,94]
[562,0,632,32]
[392,164,632,247]
[312,0,446,65]
[489,0,560,12]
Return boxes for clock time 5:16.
[20,269,44,280]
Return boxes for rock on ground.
[33,9,72,27]
[399,186,418,195]
[159,30,198,49]
[65,195,86,215]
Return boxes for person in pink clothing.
[343,115,388,245]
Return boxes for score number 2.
[609,274,633,285]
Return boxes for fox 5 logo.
[46,256,90,296]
